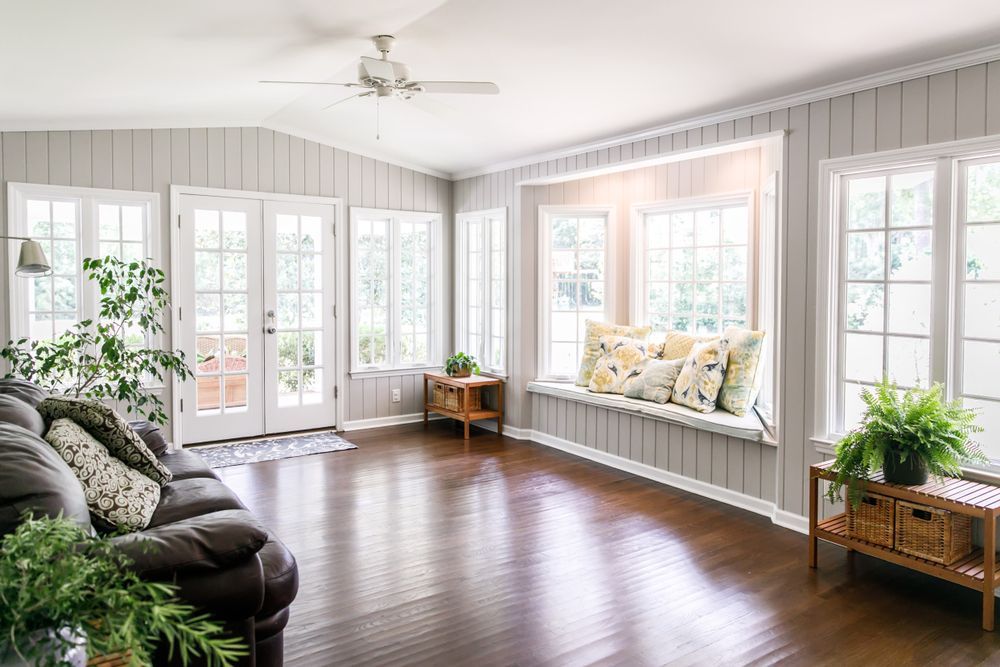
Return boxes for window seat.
[527,381,768,443]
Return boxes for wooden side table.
[810,459,1000,630]
[423,371,504,440]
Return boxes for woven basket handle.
[911,508,933,521]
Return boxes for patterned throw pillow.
[38,397,172,486]
[587,336,648,394]
[623,358,686,404]
[576,320,652,386]
[44,418,160,532]
[647,331,716,361]
[671,338,730,413]
[718,327,766,417]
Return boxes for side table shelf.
[809,460,1000,631]
[423,371,504,440]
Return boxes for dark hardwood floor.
[216,422,1000,666]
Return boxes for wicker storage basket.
[846,492,895,547]
[894,499,972,565]
[433,383,446,407]
[88,652,132,667]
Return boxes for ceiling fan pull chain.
[376,95,381,141]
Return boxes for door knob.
[266,325,277,334]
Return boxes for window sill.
[349,365,442,380]
[527,381,771,443]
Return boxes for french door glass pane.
[194,208,249,414]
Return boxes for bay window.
[538,206,614,380]
[350,207,442,373]
[456,208,507,375]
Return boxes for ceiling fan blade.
[259,80,364,88]
[412,81,499,95]
[360,56,396,82]
[322,90,374,111]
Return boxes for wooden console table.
[810,460,1000,630]
[423,372,504,440]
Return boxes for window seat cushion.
[527,381,766,442]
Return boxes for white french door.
[177,193,337,445]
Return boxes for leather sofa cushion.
[255,537,299,621]
[0,379,48,408]
[0,394,46,436]
[149,477,246,527]
[128,420,169,457]
[0,423,91,536]
[158,449,221,481]
[110,509,268,578]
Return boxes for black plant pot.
[882,450,929,485]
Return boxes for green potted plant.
[1,256,191,426]
[444,352,480,378]
[827,378,988,505]
[0,515,246,667]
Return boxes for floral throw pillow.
[647,331,718,361]
[38,396,172,486]
[623,358,686,404]
[576,320,652,386]
[587,336,648,394]
[671,338,730,413]
[45,418,160,533]
[717,327,766,417]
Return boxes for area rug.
[194,431,357,468]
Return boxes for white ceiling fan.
[260,34,499,115]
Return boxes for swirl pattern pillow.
[588,336,648,394]
[671,338,730,413]
[623,358,686,404]
[38,396,172,486]
[575,320,652,386]
[717,327,766,417]
[44,418,160,532]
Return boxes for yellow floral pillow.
[647,330,717,361]
[587,336,648,394]
[670,338,730,413]
[717,327,766,417]
[575,320,652,386]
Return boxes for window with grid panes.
[456,209,507,374]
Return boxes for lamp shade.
[15,240,51,277]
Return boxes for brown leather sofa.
[0,379,298,666]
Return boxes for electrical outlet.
[391,388,401,403]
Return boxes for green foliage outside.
[1,257,191,426]
[0,515,246,667]
[827,378,987,506]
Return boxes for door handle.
[266,326,277,334]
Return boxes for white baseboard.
[528,429,809,534]
[470,419,532,440]
[342,412,444,431]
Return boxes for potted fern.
[0,515,246,667]
[827,378,988,505]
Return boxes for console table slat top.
[809,460,1000,631]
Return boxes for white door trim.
[170,185,345,447]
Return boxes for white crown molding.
[452,42,1000,181]
[260,120,452,181]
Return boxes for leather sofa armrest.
[109,509,268,578]
[128,419,169,456]
[171,555,267,621]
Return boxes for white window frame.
[757,175,779,430]
[6,182,161,346]
[629,191,757,334]
[455,207,508,377]
[537,204,616,382]
[814,136,1000,466]
[348,207,443,376]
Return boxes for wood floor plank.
[215,423,1000,665]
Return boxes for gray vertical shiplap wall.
[455,61,1000,519]
[0,127,453,440]
[530,393,777,503]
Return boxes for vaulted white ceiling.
[3,0,1000,177]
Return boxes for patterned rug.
[193,431,357,468]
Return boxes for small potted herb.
[827,378,988,505]
[0,515,246,667]
[444,352,480,378]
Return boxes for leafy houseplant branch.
[0,256,191,426]
[445,352,480,377]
